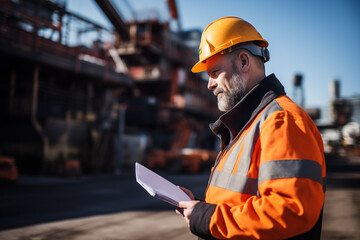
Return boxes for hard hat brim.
[191,61,207,73]
[191,49,223,73]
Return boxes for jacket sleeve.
[190,110,326,240]
[190,202,217,239]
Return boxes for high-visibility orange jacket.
[190,74,326,240]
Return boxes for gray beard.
[217,71,246,112]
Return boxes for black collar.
[209,74,286,149]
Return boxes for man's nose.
[208,78,217,90]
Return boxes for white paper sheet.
[135,162,191,207]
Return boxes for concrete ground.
[322,188,360,240]
[0,211,195,240]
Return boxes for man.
[176,17,326,240]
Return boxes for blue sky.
[68,0,360,108]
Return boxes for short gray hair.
[225,48,265,71]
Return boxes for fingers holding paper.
[175,186,199,227]
[178,186,195,200]
[177,200,200,227]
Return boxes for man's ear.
[237,52,250,72]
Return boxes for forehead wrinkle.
[206,54,227,75]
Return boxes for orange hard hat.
[192,17,269,73]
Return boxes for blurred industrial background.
[0,0,221,176]
[0,0,359,239]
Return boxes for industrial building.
[0,0,219,177]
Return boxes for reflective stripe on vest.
[210,100,326,195]
[259,159,326,192]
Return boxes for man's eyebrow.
[207,65,218,75]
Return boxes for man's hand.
[176,200,200,227]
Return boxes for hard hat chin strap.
[220,43,270,62]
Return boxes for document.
[135,162,191,207]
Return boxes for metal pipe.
[31,65,48,172]
[9,70,16,114]
[115,106,126,175]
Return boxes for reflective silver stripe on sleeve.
[258,159,325,191]
[211,170,258,195]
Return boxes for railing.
[0,0,117,69]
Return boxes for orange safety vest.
[190,74,326,240]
